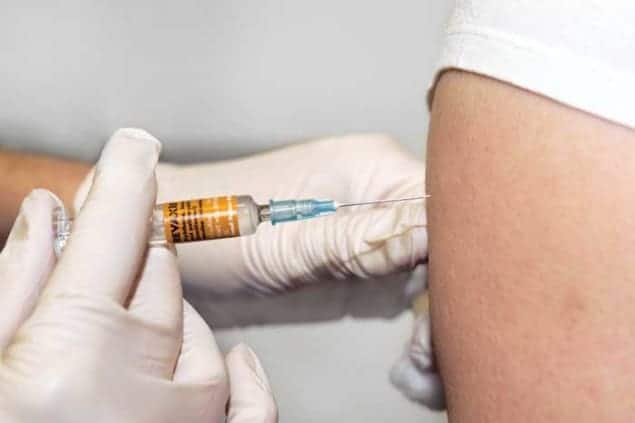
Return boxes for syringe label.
[161,196,240,243]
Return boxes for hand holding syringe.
[54,195,428,255]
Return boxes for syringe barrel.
[54,195,262,255]
[151,195,260,245]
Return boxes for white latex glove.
[75,134,425,295]
[390,290,446,411]
[0,129,277,422]
[226,343,278,423]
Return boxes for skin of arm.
[427,71,635,422]
[0,149,89,242]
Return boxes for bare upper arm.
[427,70,635,422]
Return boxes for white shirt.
[432,0,635,129]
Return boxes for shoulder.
[430,0,635,129]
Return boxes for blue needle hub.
[269,198,337,225]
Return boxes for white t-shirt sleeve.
[431,0,635,129]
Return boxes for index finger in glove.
[226,343,278,423]
[45,128,161,303]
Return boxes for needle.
[336,195,430,208]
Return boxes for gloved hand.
[75,134,425,295]
[74,132,434,410]
[390,290,446,411]
[0,129,277,423]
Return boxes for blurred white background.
[0,1,452,421]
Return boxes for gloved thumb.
[226,343,278,423]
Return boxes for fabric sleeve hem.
[428,25,635,130]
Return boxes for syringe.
[53,194,428,255]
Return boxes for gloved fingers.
[389,354,446,410]
[344,202,427,276]
[45,128,161,304]
[243,201,426,292]
[226,343,278,423]
[173,301,227,388]
[127,244,183,379]
[0,189,58,350]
